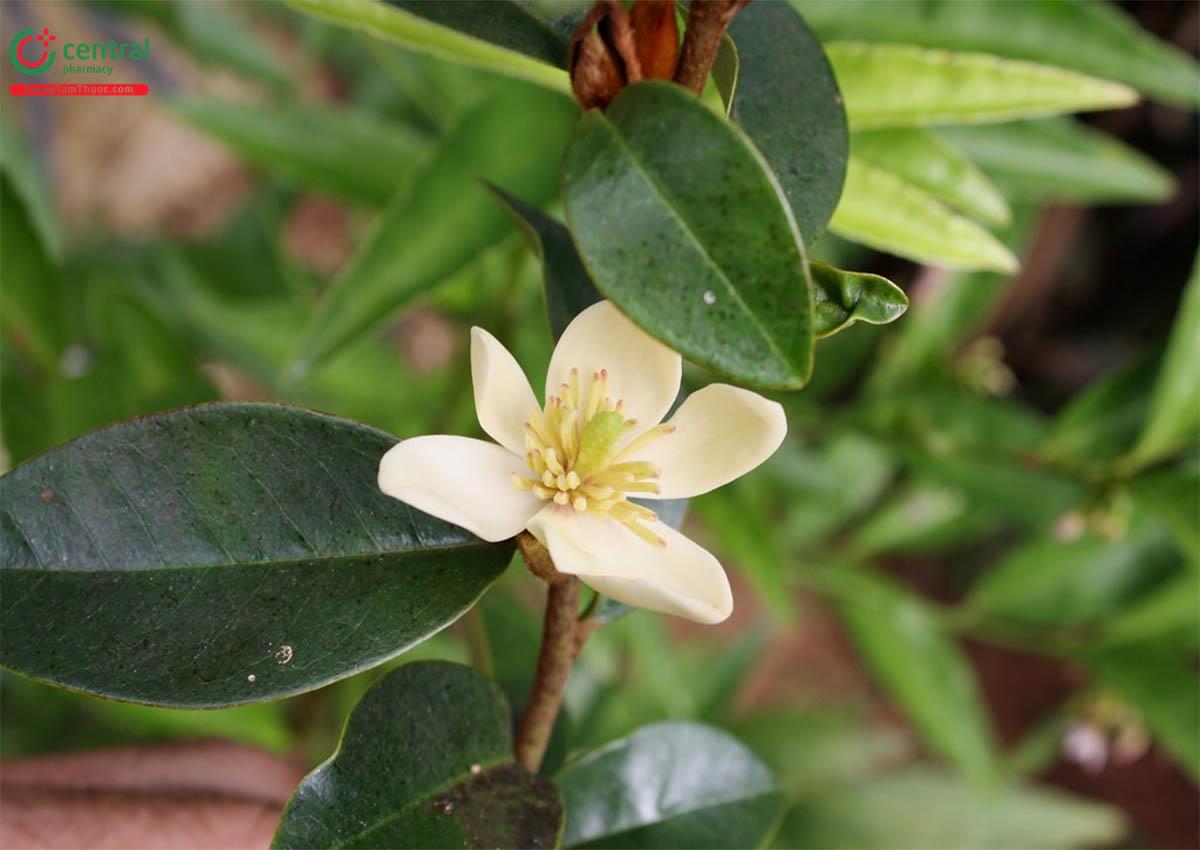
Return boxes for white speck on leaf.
[275,644,294,665]
[703,291,716,305]
[247,674,256,683]
[469,763,481,775]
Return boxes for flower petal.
[378,436,540,542]
[638,384,787,500]
[471,327,539,456]
[527,506,732,623]
[546,301,681,433]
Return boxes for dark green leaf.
[1101,572,1199,648]
[838,571,997,784]
[793,0,1200,108]
[0,121,62,262]
[487,187,601,342]
[726,1,847,244]
[563,81,814,390]
[557,721,783,849]
[0,403,512,707]
[290,82,578,375]
[777,766,1126,849]
[810,261,908,338]
[274,661,563,849]
[1131,462,1200,567]
[171,99,432,205]
[850,128,1010,225]
[942,119,1174,205]
[1082,645,1200,782]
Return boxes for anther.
[554,491,570,506]
[573,496,587,511]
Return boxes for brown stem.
[673,0,750,94]
[514,533,584,773]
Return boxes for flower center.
[512,368,673,546]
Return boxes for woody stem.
[673,0,750,94]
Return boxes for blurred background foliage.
[1,0,1197,847]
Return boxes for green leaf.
[849,481,999,558]
[777,766,1126,849]
[793,0,1200,109]
[170,99,432,205]
[726,1,847,244]
[290,82,578,375]
[850,128,1010,225]
[837,571,997,785]
[1041,351,1160,467]
[0,404,512,707]
[287,0,571,92]
[0,121,62,262]
[941,119,1174,205]
[1131,463,1200,568]
[1126,251,1200,468]
[557,721,783,849]
[826,42,1137,129]
[810,261,907,338]
[1101,571,1199,648]
[274,661,563,849]
[1082,645,1200,782]
[830,156,1018,272]
[487,187,601,342]
[563,81,814,390]
[387,0,581,67]
[0,177,62,371]
[965,522,1181,626]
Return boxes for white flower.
[378,301,786,624]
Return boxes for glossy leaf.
[826,42,1137,129]
[563,81,814,390]
[793,0,1200,109]
[1082,645,1200,782]
[557,721,783,849]
[488,187,601,342]
[830,156,1018,272]
[810,261,908,338]
[850,128,1010,225]
[838,571,997,785]
[290,83,577,375]
[942,119,1173,204]
[389,1,581,65]
[1127,251,1200,468]
[287,0,571,91]
[0,404,513,707]
[171,99,432,205]
[965,522,1181,626]
[778,766,1126,849]
[274,661,562,849]
[726,1,848,244]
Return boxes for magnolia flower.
[378,301,786,624]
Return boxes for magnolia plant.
[2,0,1197,847]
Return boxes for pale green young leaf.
[942,119,1174,204]
[286,0,570,91]
[827,42,1137,129]
[793,0,1200,109]
[851,128,1010,225]
[830,157,1018,272]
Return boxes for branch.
[514,533,584,773]
[673,0,750,94]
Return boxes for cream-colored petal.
[637,384,787,500]
[546,301,681,433]
[378,436,540,542]
[471,327,538,456]
[528,506,732,623]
